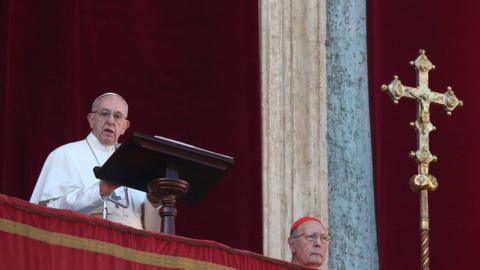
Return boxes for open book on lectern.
[93,131,235,203]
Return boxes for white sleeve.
[46,181,104,213]
[143,198,161,232]
[30,143,104,213]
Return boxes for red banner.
[0,194,300,270]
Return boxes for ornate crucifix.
[380,49,463,270]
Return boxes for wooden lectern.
[93,131,234,234]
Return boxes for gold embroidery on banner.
[0,218,235,270]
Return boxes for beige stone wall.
[260,0,328,265]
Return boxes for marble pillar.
[326,0,379,269]
[261,0,378,269]
[261,0,329,264]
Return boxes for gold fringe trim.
[0,218,235,270]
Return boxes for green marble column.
[326,0,379,269]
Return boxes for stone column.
[260,0,329,264]
[326,0,379,269]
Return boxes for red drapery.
[0,194,302,270]
[368,1,480,269]
[0,1,261,253]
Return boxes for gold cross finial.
[380,49,463,270]
[381,49,463,191]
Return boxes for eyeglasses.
[92,109,126,122]
[293,233,330,243]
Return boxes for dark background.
[368,1,480,269]
[0,0,262,253]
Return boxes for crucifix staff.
[380,49,463,270]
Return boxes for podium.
[94,131,234,234]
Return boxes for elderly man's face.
[87,95,130,146]
[289,220,328,269]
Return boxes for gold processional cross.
[380,49,463,270]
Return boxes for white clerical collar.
[86,132,116,152]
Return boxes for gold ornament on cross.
[380,49,463,270]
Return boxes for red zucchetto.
[290,216,322,234]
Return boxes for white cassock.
[30,132,161,231]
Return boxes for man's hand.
[99,180,120,197]
[147,193,161,207]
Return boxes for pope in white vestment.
[30,93,161,231]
